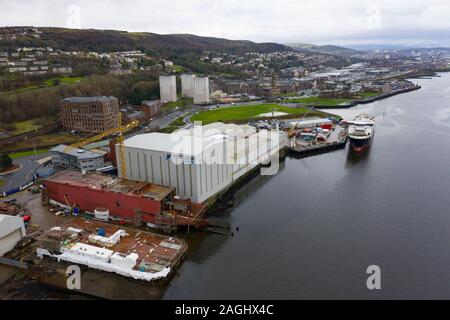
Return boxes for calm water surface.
[163,73,450,299]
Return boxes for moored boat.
[347,114,376,152]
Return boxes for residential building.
[180,74,195,98]
[141,100,162,119]
[50,144,105,171]
[159,75,177,102]
[193,77,210,104]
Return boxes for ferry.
[347,114,376,152]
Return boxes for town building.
[60,96,119,133]
[193,77,210,104]
[52,66,73,74]
[50,144,105,171]
[141,100,162,119]
[180,74,195,98]
[116,123,287,203]
[159,75,177,102]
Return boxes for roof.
[50,144,104,160]
[289,118,331,127]
[0,214,25,239]
[124,132,205,156]
[61,96,118,104]
[142,100,160,106]
[127,111,145,120]
[124,123,257,156]
[46,170,174,201]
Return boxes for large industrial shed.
[117,123,286,203]
[0,214,26,256]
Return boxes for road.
[0,153,48,194]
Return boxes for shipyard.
[1,2,450,306]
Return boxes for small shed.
[0,214,26,256]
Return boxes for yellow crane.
[64,113,139,177]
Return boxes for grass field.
[8,119,43,135]
[190,104,325,124]
[354,91,379,99]
[162,98,192,112]
[0,179,6,187]
[170,65,186,73]
[9,148,49,159]
[283,97,353,106]
[0,76,84,96]
[1,132,77,153]
[160,115,188,133]
[43,76,83,86]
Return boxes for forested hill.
[0,27,289,55]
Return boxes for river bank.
[311,85,421,109]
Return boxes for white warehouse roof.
[124,132,207,156]
[123,123,257,156]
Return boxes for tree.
[0,153,12,170]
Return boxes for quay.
[285,118,348,155]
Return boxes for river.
[162,73,450,299]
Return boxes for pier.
[287,123,348,155]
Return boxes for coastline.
[312,85,422,110]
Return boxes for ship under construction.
[41,170,207,232]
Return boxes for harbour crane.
[64,113,139,177]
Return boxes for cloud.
[0,0,450,46]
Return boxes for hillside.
[286,43,361,57]
[0,27,289,55]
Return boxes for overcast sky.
[1,0,450,47]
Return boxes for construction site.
[36,219,187,282]
[41,170,207,232]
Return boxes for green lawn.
[1,76,84,96]
[190,104,325,125]
[9,148,49,159]
[0,179,6,187]
[44,76,84,86]
[9,120,43,135]
[283,97,353,106]
[354,91,379,99]
[169,65,186,73]
[169,116,186,127]
[162,98,192,112]
[160,115,188,133]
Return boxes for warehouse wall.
[118,142,233,203]
[117,131,287,203]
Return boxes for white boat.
[347,114,376,152]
